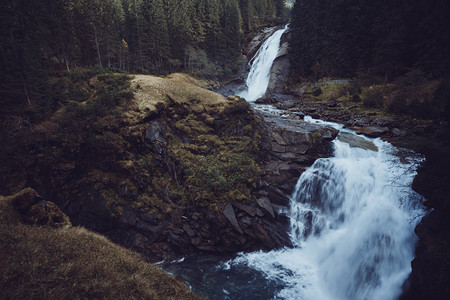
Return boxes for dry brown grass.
[0,195,202,300]
[127,74,227,125]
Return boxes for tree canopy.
[0,0,286,111]
[289,0,450,81]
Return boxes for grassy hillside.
[0,189,201,300]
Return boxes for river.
[164,25,425,300]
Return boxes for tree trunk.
[93,23,103,68]
[9,29,31,105]
[134,0,145,72]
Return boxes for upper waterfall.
[239,25,288,101]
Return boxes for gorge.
[164,26,427,299]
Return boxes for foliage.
[169,134,261,207]
[289,0,450,80]
[0,71,263,224]
[302,76,450,120]
[0,68,135,218]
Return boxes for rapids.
[164,26,425,300]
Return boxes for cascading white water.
[164,27,425,300]
[238,25,288,101]
[225,118,425,300]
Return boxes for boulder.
[350,126,389,138]
[337,132,378,152]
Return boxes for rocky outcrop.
[107,97,339,261]
[0,73,339,263]
[256,108,339,196]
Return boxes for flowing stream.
[164,26,425,299]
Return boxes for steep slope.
[0,71,337,262]
[0,188,201,299]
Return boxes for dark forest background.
[288,0,450,121]
[0,0,286,111]
[289,0,450,80]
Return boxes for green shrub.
[361,86,384,108]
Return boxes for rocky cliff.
[0,72,337,262]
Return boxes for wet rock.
[350,126,389,138]
[322,128,337,140]
[392,128,404,136]
[337,132,378,152]
[245,26,281,60]
[251,223,276,249]
[267,186,290,206]
[267,28,290,95]
[267,55,290,95]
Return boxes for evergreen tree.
[141,0,170,73]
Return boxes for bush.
[361,86,384,108]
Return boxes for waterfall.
[226,118,425,300]
[164,27,425,300]
[238,25,288,101]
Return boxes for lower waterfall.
[221,118,425,300]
